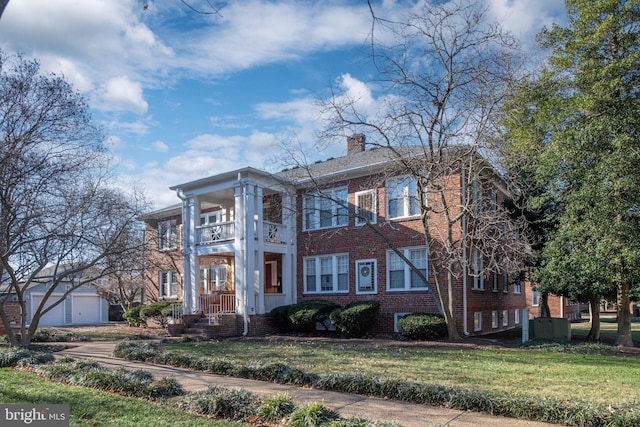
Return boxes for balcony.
[197,221,287,246]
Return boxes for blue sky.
[0,0,566,208]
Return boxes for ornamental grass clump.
[256,393,296,423]
[288,402,340,427]
[112,341,161,361]
[178,386,260,422]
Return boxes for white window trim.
[386,246,428,292]
[355,189,377,226]
[471,247,484,290]
[515,309,520,325]
[513,281,522,294]
[158,220,178,251]
[160,270,178,298]
[386,175,422,220]
[503,268,509,294]
[303,187,349,231]
[356,259,377,295]
[532,290,540,307]
[473,312,482,332]
[394,312,411,333]
[502,310,509,327]
[492,270,498,292]
[491,310,498,329]
[303,254,349,294]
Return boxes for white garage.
[71,295,102,324]
[31,295,65,326]
[28,291,108,326]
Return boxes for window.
[471,180,482,217]
[473,312,482,332]
[515,309,520,325]
[304,254,349,293]
[160,271,178,298]
[386,176,421,219]
[200,266,229,294]
[532,289,540,306]
[471,247,484,290]
[502,310,509,326]
[491,311,498,329]
[503,267,509,293]
[394,313,411,333]
[387,247,428,291]
[158,220,177,250]
[513,279,522,294]
[356,259,377,294]
[355,190,377,225]
[303,188,348,230]
[492,270,498,292]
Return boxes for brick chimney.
[347,133,366,154]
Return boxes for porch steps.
[182,316,233,339]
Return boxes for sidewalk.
[59,341,556,427]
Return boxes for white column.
[244,183,256,315]
[255,186,265,314]
[282,192,296,305]
[234,184,245,316]
[182,195,200,314]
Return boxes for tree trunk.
[586,294,601,341]
[615,281,633,347]
[541,292,551,317]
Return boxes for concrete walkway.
[59,341,556,427]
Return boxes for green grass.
[163,336,640,406]
[571,314,640,342]
[0,368,248,427]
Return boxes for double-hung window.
[303,188,348,230]
[532,289,540,306]
[158,220,178,250]
[160,270,178,298]
[304,254,349,293]
[471,247,484,290]
[355,189,377,225]
[386,176,421,219]
[387,247,428,291]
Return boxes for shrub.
[122,306,146,327]
[0,348,53,367]
[288,402,339,427]
[179,386,260,421]
[256,393,296,423]
[287,300,341,332]
[329,300,380,337]
[139,301,173,327]
[112,341,161,361]
[397,313,447,340]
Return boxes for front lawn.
[163,337,640,406]
[0,368,247,427]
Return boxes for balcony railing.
[197,220,287,246]
[197,221,234,245]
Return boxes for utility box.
[529,317,571,342]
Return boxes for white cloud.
[97,76,148,114]
[153,141,169,152]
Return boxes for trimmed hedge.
[122,306,146,327]
[139,301,173,327]
[270,300,340,332]
[329,300,380,337]
[397,313,447,340]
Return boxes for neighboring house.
[525,281,582,321]
[143,135,528,337]
[24,268,110,327]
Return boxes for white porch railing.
[197,221,235,244]
[198,293,236,324]
[263,221,286,244]
[197,220,287,246]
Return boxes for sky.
[0,0,567,209]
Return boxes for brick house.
[143,135,528,337]
[524,281,582,321]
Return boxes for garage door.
[31,295,65,326]
[72,295,101,325]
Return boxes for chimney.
[347,133,366,154]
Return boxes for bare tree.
[0,52,148,346]
[291,1,529,340]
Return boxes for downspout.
[461,165,469,336]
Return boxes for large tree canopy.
[503,0,640,346]
[0,52,148,346]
